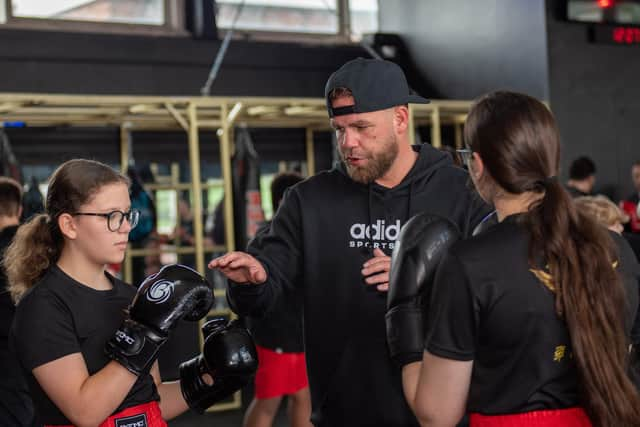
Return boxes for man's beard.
[342,135,399,184]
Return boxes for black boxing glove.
[180,318,258,413]
[386,214,460,366]
[106,264,214,375]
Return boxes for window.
[1,0,182,35]
[567,0,640,25]
[217,0,338,34]
[216,0,378,41]
[11,0,165,25]
[349,0,377,38]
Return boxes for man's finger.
[373,248,387,257]
[228,257,251,269]
[364,272,389,285]
[362,261,391,276]
[251,267,267,283]
[363,256,390,268]
[209,252,242,268]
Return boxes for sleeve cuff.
[393,352,424,368]
[228,279,267,296]
[426,341,474,361]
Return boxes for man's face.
[329,96,399,184]
[632,165,640,192]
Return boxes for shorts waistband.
[45,400,166,427]
[469,407,592,427]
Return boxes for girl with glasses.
[3,159,212,426]
[397,92,640,427]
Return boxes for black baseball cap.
[325,58,430,118]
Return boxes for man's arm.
[211,187,304,317]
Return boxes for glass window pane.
[350,0,378,39]
[216,0,338,34]
[155,189,176,235]
[11,0,165,25]
[568,0,640,24]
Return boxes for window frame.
[215,0,377,44]
[0,0,377,43]
[0,0,187,37]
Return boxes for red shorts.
[45,401,167,427]
[254,344,309,399]
[470,407,592,427]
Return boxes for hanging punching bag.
[232,126,265,250]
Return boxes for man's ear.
[58,213,77,240]
[393,105,409,134]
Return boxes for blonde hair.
[574,196,629,228]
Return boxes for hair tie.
[541,175,558,187]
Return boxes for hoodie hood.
[335,144,455,252]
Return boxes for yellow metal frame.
[0,92,473,411]
[0,93,473,255]
[0,93,472,138]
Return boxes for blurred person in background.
[565,156,596,197]
[0,176,34,426]
[620,161,640,234]
[243,172,311,427]
[574,195,629,234]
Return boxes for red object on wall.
[612,26,640,44]
[620,200,640,232]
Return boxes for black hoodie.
[228,144,491,426]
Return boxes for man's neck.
[375,144,418,188]
[0,216,19,231]
[567,179,591,194]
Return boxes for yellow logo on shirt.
[530,261,618,294]
[530,268,555,292]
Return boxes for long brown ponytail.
[4,159,128,303]
[465,91,640,427]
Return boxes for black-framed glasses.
[456,148,473,168]
[72,209,140,232]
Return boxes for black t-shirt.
[10,265,159,426]
[426,214,640,415]
[0,225,34,426]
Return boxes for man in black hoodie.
[210,58,491,426]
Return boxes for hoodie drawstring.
[366,184,374,257]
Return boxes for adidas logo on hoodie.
[349,219,400,249]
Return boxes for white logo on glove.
[146,279,174,304]
[115,330,135,345]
